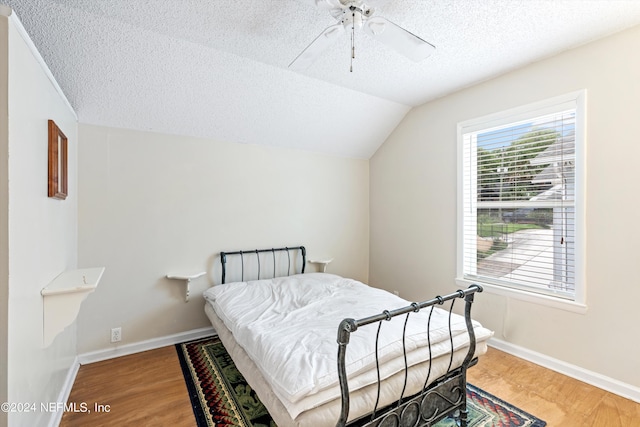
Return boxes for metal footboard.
[336,285,483,427]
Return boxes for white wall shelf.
[41,267,105,347]
[308,258,333,273]
[166,272,206,302]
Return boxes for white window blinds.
[460,102,578,300]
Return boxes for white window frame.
[456,91,587,313]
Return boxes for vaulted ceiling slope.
[4,0,640,158]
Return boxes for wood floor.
[60,345,640,427]
[466,348,640,426]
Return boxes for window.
[457,92,585,310]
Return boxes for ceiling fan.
[289,0,435,71]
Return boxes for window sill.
[455,278,587,314]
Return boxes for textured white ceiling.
[4,0,640,158]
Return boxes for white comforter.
[203,273,492,418]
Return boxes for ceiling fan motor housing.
[342,7,365,29]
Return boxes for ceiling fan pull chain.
[350,11,355,72]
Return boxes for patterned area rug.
[176,336,546,427]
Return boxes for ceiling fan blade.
[362,0,393,7]
[363,16,435,62]
[319,0,344,9]
[289,23,346,71]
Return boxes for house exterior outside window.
[456,91,586,312]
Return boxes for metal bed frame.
[219,246,482,427]
[336,286,482,427]
[220,245,306,285]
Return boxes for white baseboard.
[78,326,216,365]
[47,356,80,427]
[489,338,640,403]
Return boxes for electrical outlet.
[111,327,122,343]
[393,290,400,296]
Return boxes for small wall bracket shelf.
[308,258,333,273]
[41,267,105,347]
[166,272,206,302]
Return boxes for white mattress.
[203,273,493,426]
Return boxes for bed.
[203,246,493,427]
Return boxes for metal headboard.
[220,246,306,284]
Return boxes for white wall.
[0,11,9,427]
[77,124,369,353]
[370,24,640,388]
[2,9,79,427]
